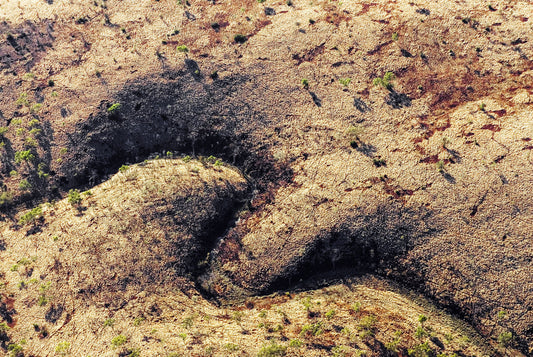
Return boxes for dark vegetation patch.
[0,20,55,72]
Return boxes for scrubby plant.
[38,294,48,306]
[15,149,35,163]
[408,341,433,357]
[325,309,336,320]
[392,32,399,41]
[18,205,42,225]
[30,103,42,114]
[415,326,428,339]
[68,189,82,206]
[223,343,239,351]
[350,302,362,313]
[332,345,349,357]
[16,92,30,107]
[436,160,445,173]
[301,78,309,89]
[19,179,32,191]
[373,72,395,90]
[107,103,121,113]
[385,331,402,353]
[346,125,364,148]
[111,335,127,348]
[104,318,115,327]
[7,342,23,357]
[497,331,512,347]
[257,340,287,357]
[55,341,70,355]
[182,315,195,329]
[176,45,189,53]
[300,321,323,337]
[339,78,351,87]
[357,315,377,338]
[288,339,302,348]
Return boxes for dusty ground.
[0,0,532,355]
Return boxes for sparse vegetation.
[339,78,351,87]
[107,102,121,113]
[68,189,82,206]
[111,335,127,348]
[176,45,189,53]
[18,205,42,225]
[373,71,395,90]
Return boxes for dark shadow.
[353,96,370,112]
[401,49,413,58]
[386,90,412,109]
[184,11,196,21]
[355,142,377,157]
[445,147,462,163]
[185,58,202,80]
[309,91,322,107]
[440,171,456,184]
[264,7,276,16]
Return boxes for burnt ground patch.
[0,20,55,73]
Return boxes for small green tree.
[373,71,395,90]
[68,189,82,206]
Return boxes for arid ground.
[0,0,532,356]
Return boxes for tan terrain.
[0,0,531,356]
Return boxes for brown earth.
[0,0,532,355]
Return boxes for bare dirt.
[0,0,532,356]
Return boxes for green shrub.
[0,191,13,207]
[325,309,336,320]
[415,326,428,339]
[408,342,433,357]
[497,331,512,347]
[18,206,42,225]
[104,318,115,327]
[107,103,121,113]
[288,339,302,348]
[373,71,395,90]
[111,335,127,348]
[7,343,23,357]
[301,78,309,88]
[176,45,189,53]
[339,78,351,87]
[68,189,82,205]
[300,322,323,337]
[30,103,42,114]
[15,150,35,163]
[55,341,70,355]
[224,343,239,351]
[19,179,32,191]
[257,341,287,357]
[38,294,48,306]
[357,315,377,337]
[16,92,30,107]
[350,302,362,313]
